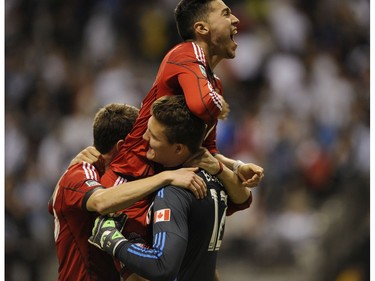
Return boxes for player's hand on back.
[69,146,101,167]
[69,146,105,175]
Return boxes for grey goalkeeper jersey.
[115,169,228,281]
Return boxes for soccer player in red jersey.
[100,0,264,263]
[89,95,253,281]
[103,0,251,184]
[49,103,208,281]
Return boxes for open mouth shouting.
[230,28,238,45]
[230,28,238,48]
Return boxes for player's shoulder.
[167,42,203,63]
[59,162,100,189]
[155,185,192,201]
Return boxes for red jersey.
[48,163,121,281]
[102,42,223,183]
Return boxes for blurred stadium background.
[5,0,369,280]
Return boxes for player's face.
[205,0,239,59]
[143,116,183,167]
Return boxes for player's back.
[161,169,228,281]
[108,169,228,281]
[50,163,119,281]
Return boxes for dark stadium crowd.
[5,0,369,280]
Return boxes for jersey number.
[208,189,227,251]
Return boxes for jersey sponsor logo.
[85,180,100,187]
[154,209,170,223]
[199,65,207,77]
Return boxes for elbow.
[94,204,108,215]
[146,262,178,281]
[227,191,252,216]
[188,101,219,124]
[162,269,179,281]
[152,269,178,281]
[88,193,111,215]
[234,190,252,205]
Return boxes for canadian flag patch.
[154,209,171,223]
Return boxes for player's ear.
[175,143,188,155]
[175,144,182,154]
[194,21,209,36]
[115,139,125,152]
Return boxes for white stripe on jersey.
[192,42,223,112]
[114,176,127,186]
[82,162,98,181]
[192,42,206,65]
[207,82,223,111]
[51,179,62,241]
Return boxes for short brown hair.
[174,0,214,41]
[93,104,139,154]
[151,95,205,154]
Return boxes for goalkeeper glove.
[88,214,128,256]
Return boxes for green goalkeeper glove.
[88,214,128,256]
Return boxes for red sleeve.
[166,44,224,154]
[163,43,223,126]
[226,192,252,216]
[57,162,103,210]
[177,65,221,154]
[202,75,222,154]
[202,121,219,155]
[177,68,221,154]
[177,69,222,125]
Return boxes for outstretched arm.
[86,167,206,214]
[68,147,207,215]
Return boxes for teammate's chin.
[227,41,237,59]
[230,41,238,57]
[228,50,236,59]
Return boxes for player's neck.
[100,154,112,174]
[101,148,118,172]
[192,40,222,70]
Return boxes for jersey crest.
[199,65,207,78]
[85,179,100,187]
